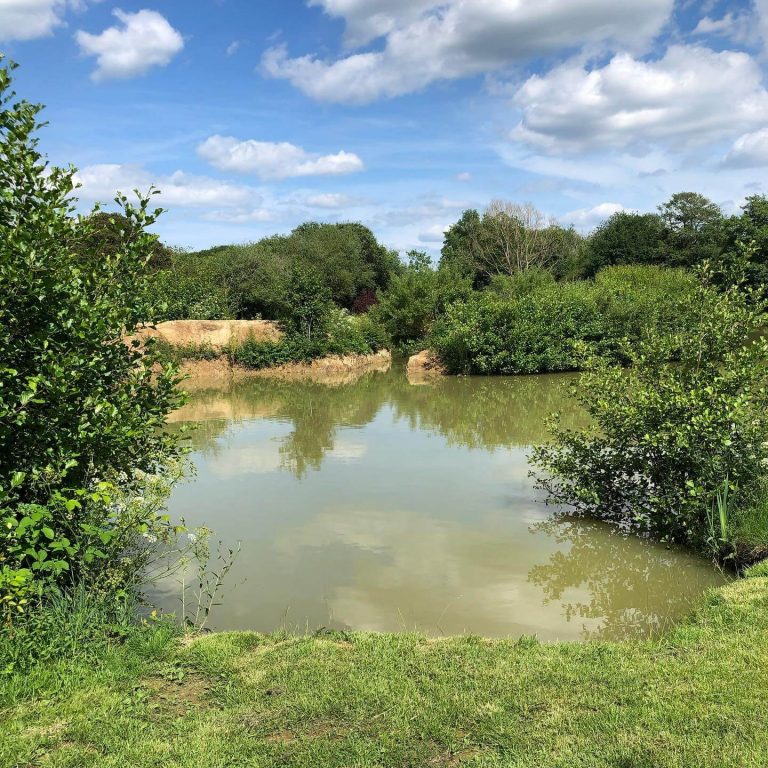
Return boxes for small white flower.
[187,533,197,544]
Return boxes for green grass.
[3,575,768,767]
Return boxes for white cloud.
[723,128,768,168]
[226,40,240,56]
[692,12,752,44]
[202,208,275,224]
[512,45,768,154]
[379,197,468,227]
[76,9,184,82]
[308,0,436,47]
[197,135,364,180]
[264,0,673,103]
[456,171,472,182]
[74,164,255,208]
[757,0,768,49]
[563,202,626,229]
[418,224,449,243]
[304,193,361,209]
[0,0,85,41]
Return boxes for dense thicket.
[142,191,768,374]
[533,271,768,562]
[154,222,401,322]
[430,266,698,375]
[0,61,183,624]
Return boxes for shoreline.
[6,569,768,766]
[177,349,393,389]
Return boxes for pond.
[157,362,727,641]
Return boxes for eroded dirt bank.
[178,350,392,389]
[406,349,446,384]
[135,319,282,348]
[133,321,391,387]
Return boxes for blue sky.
[2,0,768,254]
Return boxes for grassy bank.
[3,569,768,768]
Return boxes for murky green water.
[158,363,727,641]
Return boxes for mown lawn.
[3,571,768,768]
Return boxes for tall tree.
[585,212,665,276]
[658,192,724,268]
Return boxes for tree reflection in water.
[161,361,726,639]
[167,364,587,478]
[527,514,728,640]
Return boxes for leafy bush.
[153,339,221,364]
[532,273,768,560]
[152,268,234,321]
[431,266,699,375]
[233,335,326,369]
[233,310,389,370]
[372,251,473,353]
[151,222,401,321]
[0,61,184,619]
[593,265,698,360]
[484,268,555,300]
[431,283,604,375]
[284,267,334,340]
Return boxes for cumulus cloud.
[197,135,364,180]
[264,0,673,103]
[692,12,752,44]
[722,128,768,168]
[74,164,254,208]
[563,202,626,229]
[76,9,184,82]
[308,0,436,47]
[512,45,768,154]
[0,0,83,41]
[379,197,468,227]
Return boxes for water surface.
[159,364,726,641]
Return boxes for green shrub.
[485,268,555,300]
[431,283,606,375]
[372,251,473,353]
[0,60,184,618]
[595,265,698,350]
[152,269,234,321]
[154,339,221,364]
[532,273,768,559]
[233,335,325,369]
[431,265,699,375]
[354,313,390,352]
[233,310,389,370]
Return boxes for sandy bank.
[406,349,446,384]
[178,350,392,389]
[135,319,282,348]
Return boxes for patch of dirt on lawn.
[144,671,213,719]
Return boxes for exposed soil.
[407,349,446,383]
[134,319,282,349]
[177,350,392,387]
